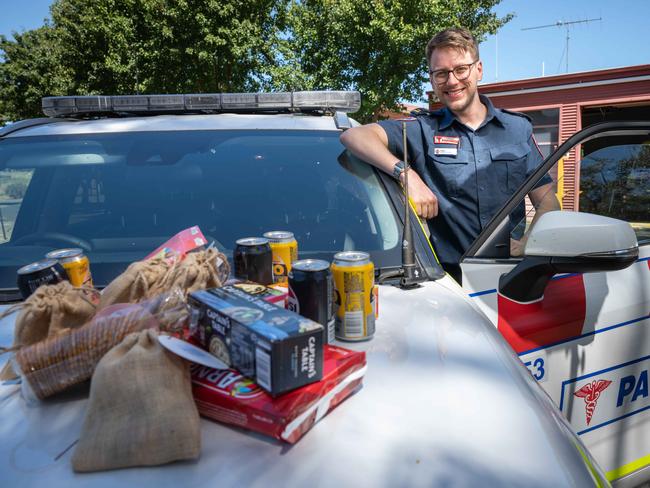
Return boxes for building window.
[523,108,560,159]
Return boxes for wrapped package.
[153,247,230,297]
[144,225,208,260]
[224,279,288,306]
[98,258,174,310]
[0,282,99,380]
[189,285,324,396]
[72,329,200,472]
[14,290,189,400]
[192,345,366,443]
[99,248,229,310]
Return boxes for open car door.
[460,121,650,486]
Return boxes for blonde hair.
[426,28,479,69]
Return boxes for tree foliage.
[0,0,511,123]
[0,25,71,121]
[279,0,511,121]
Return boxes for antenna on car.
[376,118,427,288]
[396,118,426,289]
[377,118,427,288]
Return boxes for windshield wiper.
[0,289,23,304]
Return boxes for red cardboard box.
[191,345,366,443]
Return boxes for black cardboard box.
[189,285,324,396]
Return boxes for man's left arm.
[526,133,561,224]
[528,181,561,227]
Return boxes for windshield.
[0,129,401,294]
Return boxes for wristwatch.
[392,160,406,180]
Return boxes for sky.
[1,0,649,89]
[479,0,650,83]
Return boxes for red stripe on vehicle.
[497,275,586,354]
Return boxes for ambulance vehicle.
[0,91,646,487]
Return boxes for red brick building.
[428,64,650,210]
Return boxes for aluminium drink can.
[288,259,334,344]
[263,231,298,284]
[331,251,375,341]
[17,259,69,299]
[45,248,93,287]
[233,237,274,285]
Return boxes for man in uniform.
[340,27,559,281]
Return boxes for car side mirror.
[499,211,638,303]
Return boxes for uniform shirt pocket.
[489,142,530,192]
[428,149,471,198]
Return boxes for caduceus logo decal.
[574,379,612,425]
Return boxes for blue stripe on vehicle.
[561,355,650,406]
[468,273,579,297]
[558,355,650,411]
[576,406,650,436]
[551,273,579,280]
[468,288,497,297]
[518,315,650,356]
[468,258,649,298]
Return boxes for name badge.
[434,135,460,146]
[434,147,458,156]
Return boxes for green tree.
[50,0,288,95]
[0,25,71,122]
[0,0,511,123]
[1,0,288,121]
[277,0,511,122]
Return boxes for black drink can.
[17,259,69,299]
[233,237,273,285]
[288,259,334,344]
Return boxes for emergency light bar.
[42,91,361,117]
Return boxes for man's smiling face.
[429,47,483,116]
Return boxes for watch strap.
[392,160,406,180]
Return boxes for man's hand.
[510,237,526,257]
[339,124,438,219]
[403,170,438,219]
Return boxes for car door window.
[579,136,650,243]
[493,133,649,259]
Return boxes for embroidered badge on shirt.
[434,147,458,156]
[434,135,460,145]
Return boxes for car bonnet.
[0,277,605,487]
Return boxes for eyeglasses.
[429,60,478,84]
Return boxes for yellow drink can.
[45,248,93,287]
[263,231,298,284]
[331,251,375,341]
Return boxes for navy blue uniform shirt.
[378,95,549,268]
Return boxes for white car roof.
[5,113,345,137]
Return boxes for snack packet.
[192,345,366,443]
[15,290,189,401]
[145,225,208,261]
[72,329,200,472]
[0,281,98,380]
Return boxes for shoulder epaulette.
[501,108,532,122]
[409,107,444,117]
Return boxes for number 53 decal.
[523,354,547,382]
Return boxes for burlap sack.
[98,258,173,310]
[0,281,98,380]
[72,329,200,472]
[152,248,230,297]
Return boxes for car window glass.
[579,136,649,243]
[0,169,34,243]
[477,132,649,259]
[0,130,401,290]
